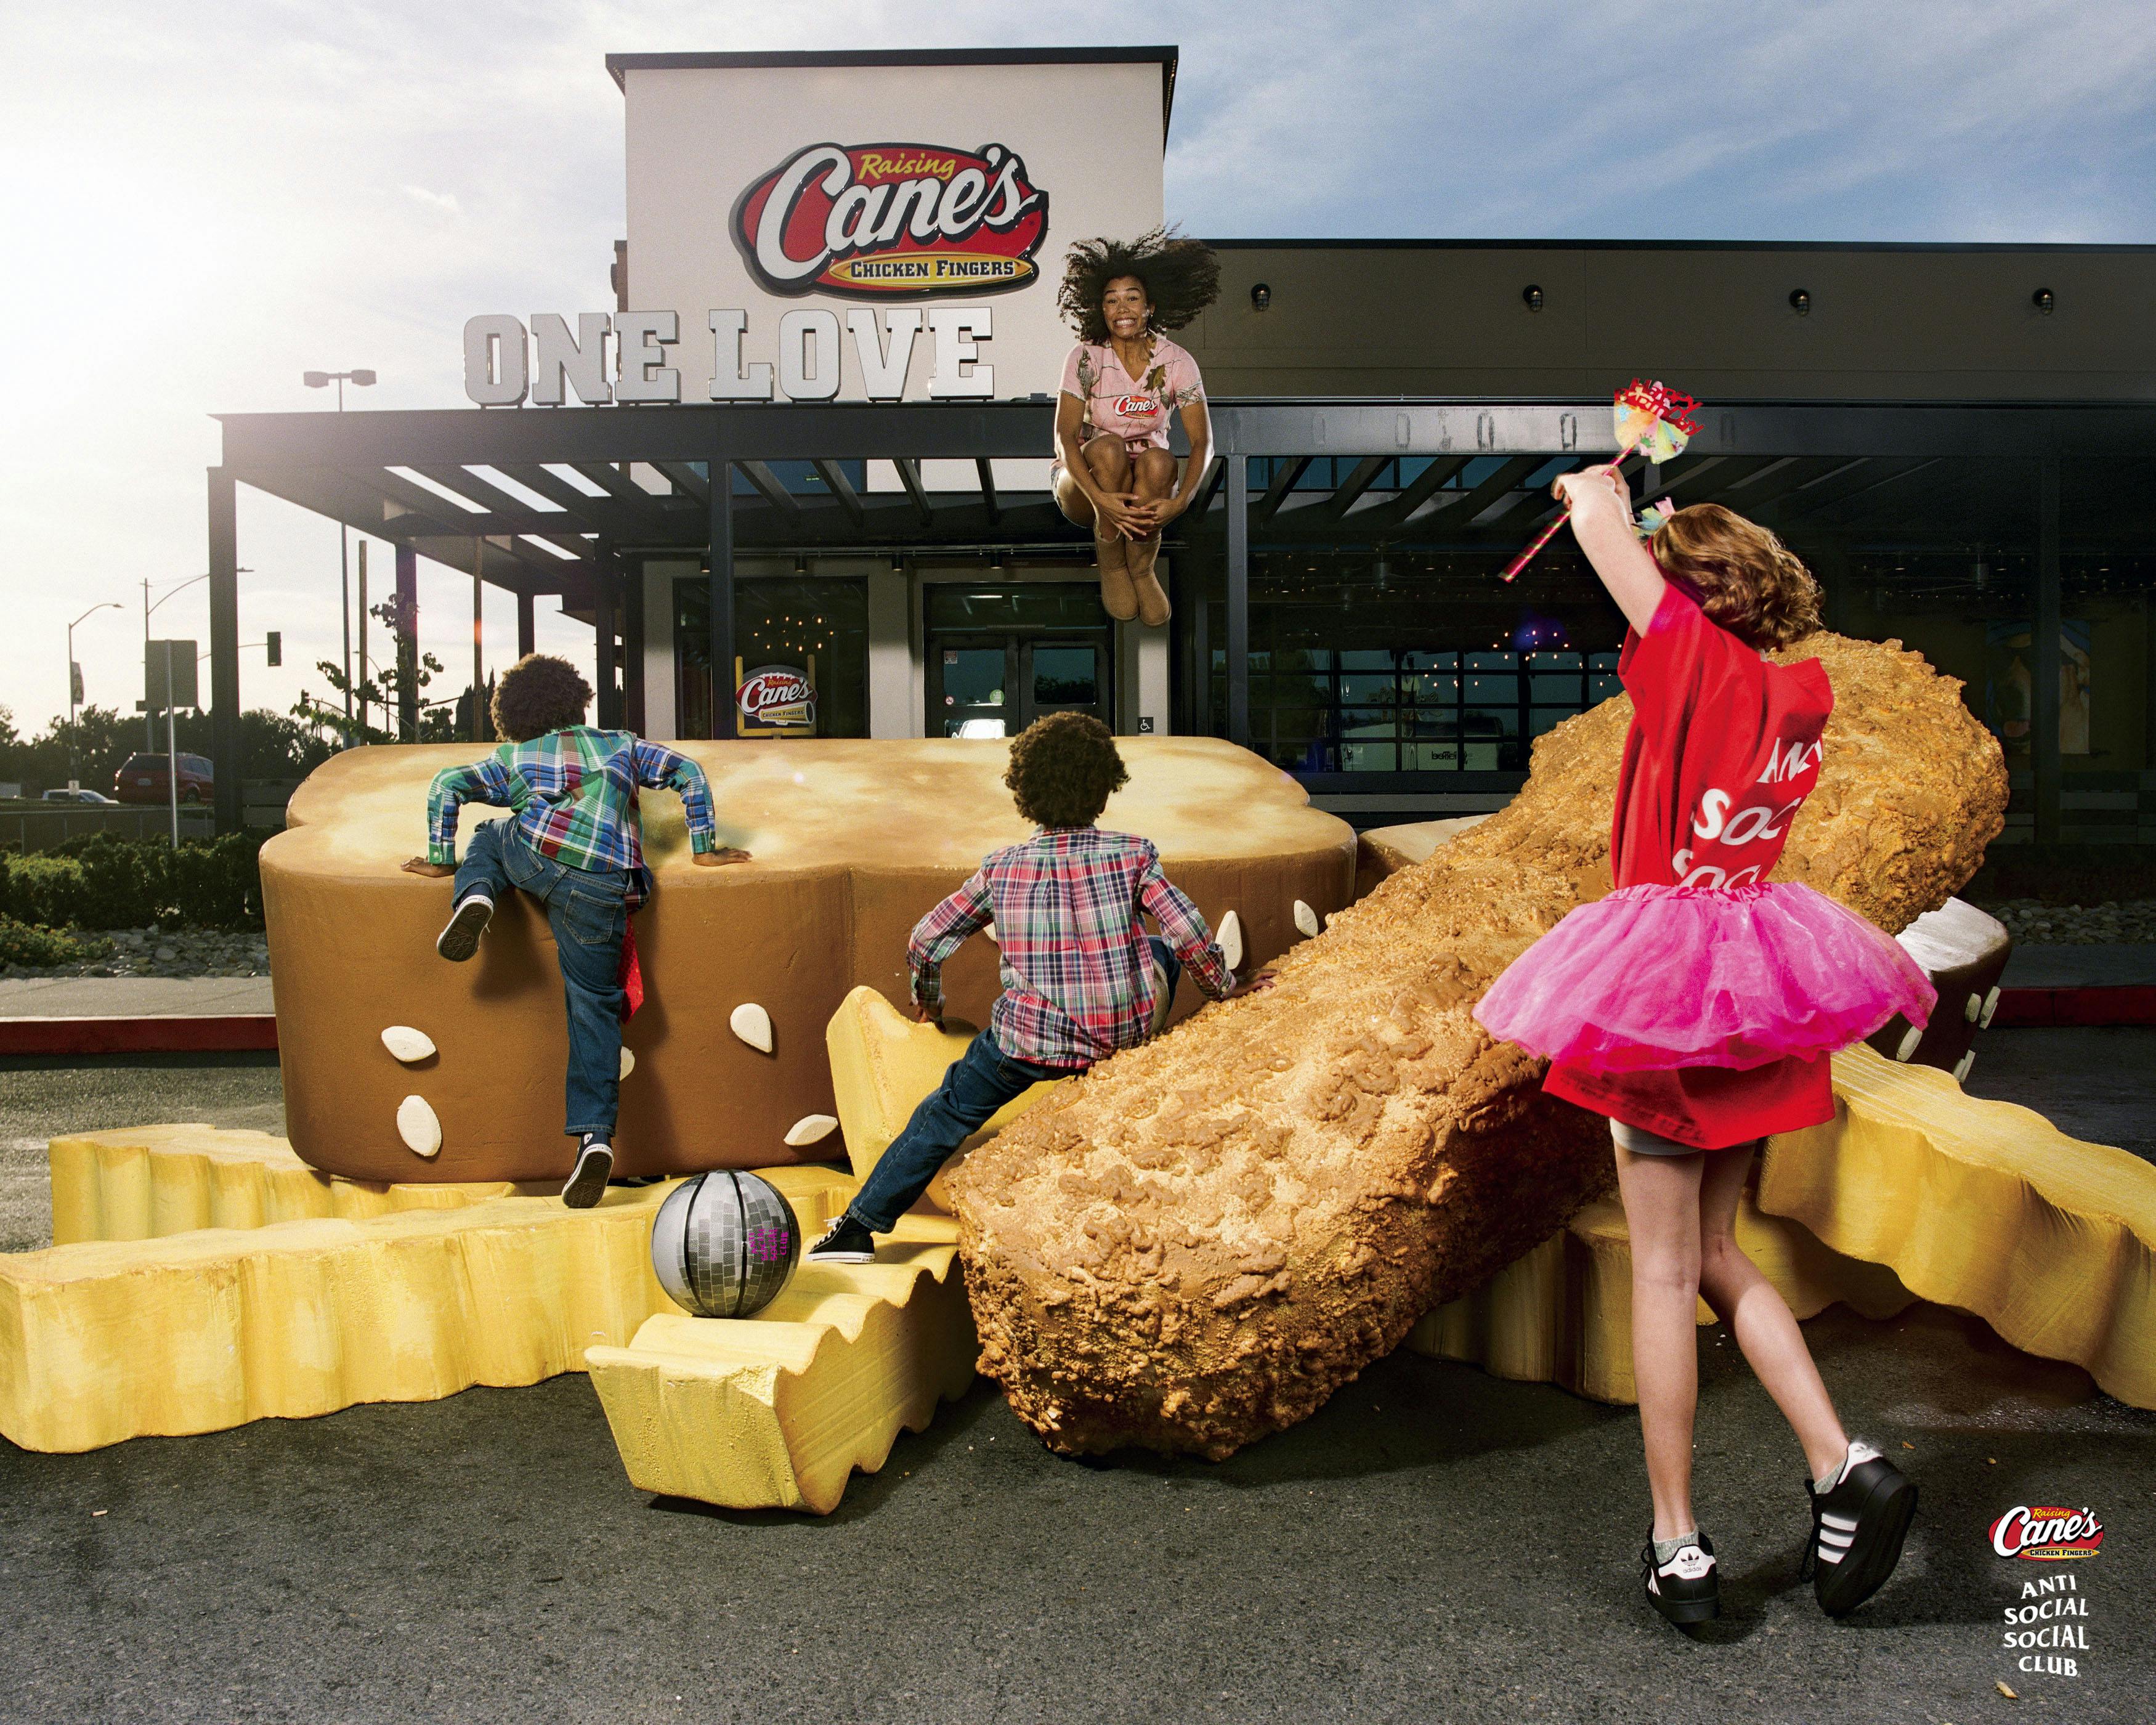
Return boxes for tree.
[293,592,445,745]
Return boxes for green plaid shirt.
[426,729,716,903]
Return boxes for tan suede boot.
[1096,534,1139,622]
[1127,532,1170,627]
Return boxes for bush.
[0,913,107,968]
[0,831,267,931]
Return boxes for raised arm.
[1555,464,1667,635]
[906,872,993,1023]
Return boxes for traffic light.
[266,631,282,667]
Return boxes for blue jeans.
[847,938,1181,1232]
[455,819,630,1139]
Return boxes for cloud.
[2,0,2152,733]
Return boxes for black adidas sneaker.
[1802,1440,1918,1616]
[436,893,494,962]
[1641,1530,1720,1626]
[560,1134,613,1209]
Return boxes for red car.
[115,751,214,805]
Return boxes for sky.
[2,0,2154,746]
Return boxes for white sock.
[1814,1439,1881,1495]
[1653,1529,1702,1565]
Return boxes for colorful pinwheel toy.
[1499,379,1702,582]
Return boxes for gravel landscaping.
[1982,898,2156,944]
[0,924,270,981]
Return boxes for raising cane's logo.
[736,666,815,729]
[1991,1505,2105,1561]
[732,141,1048,298]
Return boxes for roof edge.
[606,46,1179,118]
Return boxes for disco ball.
[650,1171,801,1318]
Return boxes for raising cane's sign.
[732,140,1048,298]
[736,665,816,730]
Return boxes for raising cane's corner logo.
[1993,1505,2102,1683]
[1991,1504,2105,1561]
[732,140,1048,299]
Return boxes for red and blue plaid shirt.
[908,827,1234,1069]
[426,728,716,906]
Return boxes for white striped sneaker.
[1802,1440,1918,1616]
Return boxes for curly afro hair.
[1005,712,1129,829]
[1056,227,1222,343]
[1650,504,1824,650]
[490,653,592,742]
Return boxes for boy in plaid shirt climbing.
[809,712,1235,1263]
[400,654,748,1207]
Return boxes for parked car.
[41,787,120,803]
[114,752,215,805]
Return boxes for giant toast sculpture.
[259,739,1353,1183]
[951,634,2009,1459]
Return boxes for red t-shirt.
[1543,584,1838,1147]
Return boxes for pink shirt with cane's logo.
[1057,338,1204,455]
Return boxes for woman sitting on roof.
[1051,229,1219,628]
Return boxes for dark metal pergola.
[209,396,2156,838]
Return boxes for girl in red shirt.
[1476,469,1932,1628]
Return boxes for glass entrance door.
[928,636,1112,737]
[934,640,1014,739]
[925,583,1114,738]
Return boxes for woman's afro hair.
[1057,227,1222,343]
[490,653,592,742]
[1004,712,1129,829]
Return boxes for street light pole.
[66,601,121,789]
[164,638,179,848]
[141,577,153,751]
[144,572,210,846]
[303,368,377,744]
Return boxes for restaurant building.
[205,46,2156,842]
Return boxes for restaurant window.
[1205,551,1625,775]
[675,576,870,739]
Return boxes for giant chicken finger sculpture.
[950,631,2007,1460]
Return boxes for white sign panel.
[616,52,1167,405]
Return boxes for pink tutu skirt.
[1473,882,1935,1075]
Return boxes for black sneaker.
[561,1135,613,1209]
[607,1174,666,1190]
[1641,1530,1720,1626]
[806,1214,876,1264]
[436,893,494,962]
[1802,1441,1918,1617]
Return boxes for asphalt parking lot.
[1,1038,2149,1723]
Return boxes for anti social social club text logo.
[732,141,1048,298]
[1990,1505,2105,1562]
